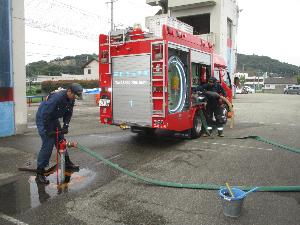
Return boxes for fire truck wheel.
[191,111,202,139]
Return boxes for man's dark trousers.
[36,119,68,169]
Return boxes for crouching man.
[192,77,227,137]
[35,83,83,184]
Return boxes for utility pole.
[106,0,118,31]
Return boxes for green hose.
[242,136,300,154]
[76,139,300,192]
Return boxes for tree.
[297,75,300,84]
[239,75,246,86]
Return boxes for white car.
[236,86,249,94]
[244,86,255,93]
[236,87,243,94]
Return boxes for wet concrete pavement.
[0,94,300,225]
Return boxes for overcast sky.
[25,0,300,67]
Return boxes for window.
[191,63,200,87]
[88,69,91,74]
[178,14,210,35]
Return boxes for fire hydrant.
[58,139,77,184]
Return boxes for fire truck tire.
[191,111,202,139]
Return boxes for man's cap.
[69,83,83,97]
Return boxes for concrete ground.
[0,93,299,225]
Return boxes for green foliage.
[26,84,41,96]
[237,53,300,76]
[26,54,98,77]
[41,80,99,94]
[239,75,245,85]
[297,75,300,84]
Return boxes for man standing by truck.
[35,83,83,184]
[192,77,227,137]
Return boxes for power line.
[25,0,105,20]
[13,16,100,42]
[26,18,99,41]
[24,0,109,40]
[26,52,65,57]
[25,41,96,51]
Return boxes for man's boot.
[36,168,50,185]
[203,126,212,137]
[217,128,224,137]
[65,155,79,171]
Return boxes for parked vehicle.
[236,87,243,94]
[236,86,249,94]
[284,85,300,94]
[98,17,233,138]
[244,86,255,93]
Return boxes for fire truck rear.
[99,18,232,138]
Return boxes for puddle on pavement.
[0,168,96,216]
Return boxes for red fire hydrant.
[58,139,77,184]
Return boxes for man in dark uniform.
[192,77,227,137]
[35,83,83,184]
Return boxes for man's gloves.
[45,126,68,137]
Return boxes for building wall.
[0,0,15,137]
[263,85,285,94]
[170,2,221,52]
[83,60,99,79]
[168,0,238,81]
[222,0,238,76]
[12,0,27,134]
[0,0,26,137]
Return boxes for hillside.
[237,53,300,76]
[26,54,98,77]
[26,53,300,78]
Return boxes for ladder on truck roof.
[151,41,166,118]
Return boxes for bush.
[41,80,99,94]
[26,84,42,96]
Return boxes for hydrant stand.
[59,140,67,184]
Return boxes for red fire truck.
[99,22,233,138]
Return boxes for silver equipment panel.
[112,54,152,126]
